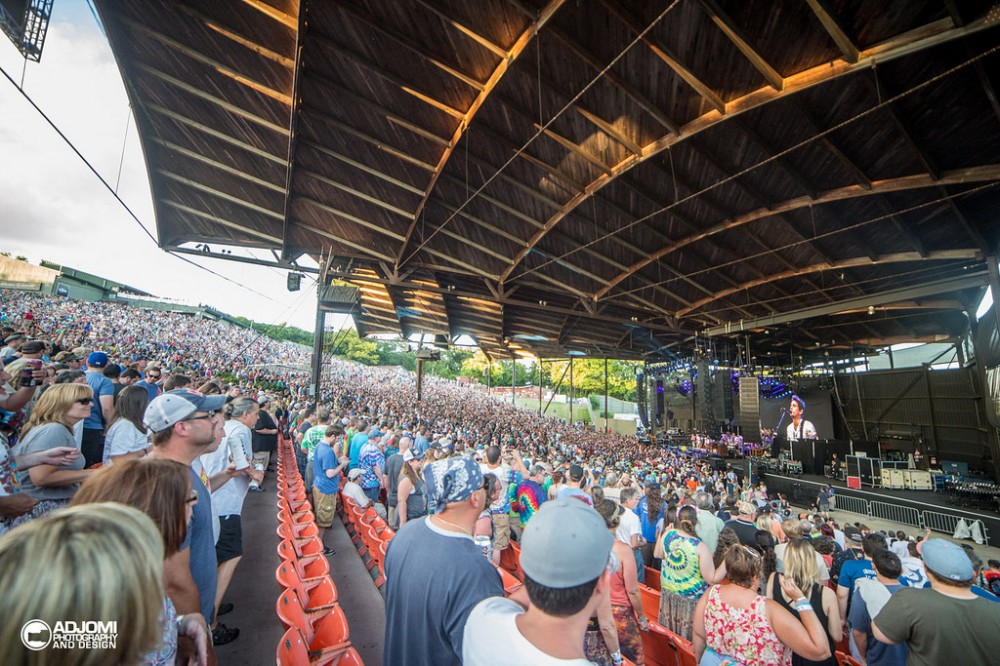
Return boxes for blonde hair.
[782,517,802,539]
[20,383,93,440]
[756,514,774,533]
[783,538,822,591]
[0,503,165,666]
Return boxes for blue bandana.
[423,456,483,514]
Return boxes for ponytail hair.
[677,505,699,536]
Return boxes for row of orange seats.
[337,496,394,589]
[274,438,363,666]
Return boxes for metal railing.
[832,494,869,517]
[923,510,990,543]
[870,500,923,528]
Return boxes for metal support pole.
[604,357,610,433]
[487,361,491,395]
[310,302,325,400]
[416,358,424,402]
[569,358,574,423]
[511,357,516,405]
[539,360,543,415]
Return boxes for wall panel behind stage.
[760,390,834,441]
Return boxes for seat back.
[639,584,660,622]
[645,565,660,589]
[835,652,862,666]
[641,622,679,666]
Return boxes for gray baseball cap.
[144,389,226,433]
[519,498,614,588]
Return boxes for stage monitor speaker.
[286,272,302,291]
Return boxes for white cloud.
[0,2,323,331]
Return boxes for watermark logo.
[20,620,117,651]
[20,620,52,651]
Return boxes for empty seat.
[276,563,339,610]
[276,626,360,666]
[275,589,351,650]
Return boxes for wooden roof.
[94,0,1000,360]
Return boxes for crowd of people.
[2,288,1000,666]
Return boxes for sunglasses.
[147,374,161,380]
[76,397,94,405]
[182,410,218,422]
[186,492,199,504]
[740,544,761,558]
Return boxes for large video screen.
[759,389,834,441]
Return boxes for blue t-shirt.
[83,371,113,429]
[183,467,218,624]
[635,496,665,543]
[313,441,341,495]
[413,435,430,456]
[135,379,160,402]
[838,558,877,610]
[349,432,369,470]
[848,582,907,665]
[383,517,503,666]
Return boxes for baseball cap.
[53,351,82,363]
[738,501,757,516]
[3,333,25,344]
[403,449,423,462]
[921,539,974,582]
[519,498,614,588]
[144,388,227,433]
[348,469,363,480]
[87,352,109,368]
[569,464,585,481]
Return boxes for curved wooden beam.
[394,0,568,268]
[676,249,982,318]
[499,14,995,285]
[595,164,1000,299]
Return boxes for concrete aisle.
[213,483,385,665]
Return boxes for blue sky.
[0,0,325,331]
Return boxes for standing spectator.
[396,449,427,528]
[103,362,126,402]
[873,539,1000,662]
[654,505,723,640]
[102,384,150,465]
[462,498,619,665]
[251,396,278,488]
[849,548,907,666]
[293,405,314,480]
[201,397,260,625]
[81,351,114,467]
[11,383,95,525]
[514,464,548,529]
[480,444,526,564]
[724,501,760,548]
[837,534,885,620]
[383,456,501,665]
[313,425,350,555]
[358,431,386,505]
[475,474,501,563]
[300,407,332,491]
[693,490,724,553]
[899,541,929,589]
[136,365,162,402]
[349,420,370,470]
[384,435,411,528]
[145,388,234,645]
[767,538,841,666]
[635,485,666,567]
[617,487,644,575]
[693,545,831,664]
[596,498,649,665]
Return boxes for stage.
[760,471,1000,548]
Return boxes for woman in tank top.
[693,543,833,666]
[766,539,841,666]
[396,450,426,526]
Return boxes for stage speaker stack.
[655,378,665,426]
[738,376,759,441]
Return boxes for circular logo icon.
[21,619,52,651]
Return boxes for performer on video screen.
[785,394,817,442]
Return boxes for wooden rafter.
[677,250,982,317]
[698,0,783,89]
[170,0,296,68]
[143,103,288,165]
[155,169,283,219]
[805,0,859,62]
[160,199,281,243]
[594,165,1000,299]
[122,17,292,105]
[394,0,567,268]
[498,15,996,289]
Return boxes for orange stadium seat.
[642,622,681,666]
[639,584,660,622]
[835,652,862,666]
[277,521,319,541]
[276,626,361,666]
[275,590,351,650]
[278,535,323,560]
[498,566,523,596]
[645,565,660,589]
[276,564,339,610]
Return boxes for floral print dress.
[703,585,790,666]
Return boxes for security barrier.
[832,494,869,517]
[870,500,923,528]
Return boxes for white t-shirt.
[463,596,595,665]
[616,507,642,546]
[342,480,369,507]
[202,421,252,518]
[102,419,149,465]
[890,539,910,561]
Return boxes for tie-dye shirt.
[515,479,546,528]
[660,529,708,599]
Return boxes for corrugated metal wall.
[835,366,997,474]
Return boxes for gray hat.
[519,498,614,588]
[4,334,25,344]
[144,388,226,433]
[921,539,974,582]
